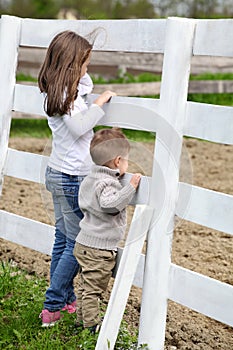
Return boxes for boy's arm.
[97,181,136,213]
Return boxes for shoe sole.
[41,320,59,327]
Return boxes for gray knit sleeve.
[97,180,136,213]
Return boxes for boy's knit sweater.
[76,165,136,250]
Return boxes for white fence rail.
[0,15,233,350]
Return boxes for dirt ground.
[0,136,233,349]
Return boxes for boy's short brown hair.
[90,128,130,166]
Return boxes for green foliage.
[61,0,156,19]
[0,261,147,349]
[112,0,155,19]
[1,0,59,19]
[0,0,157,19]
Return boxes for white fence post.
[0,15,21,194]
[138,18,196,349]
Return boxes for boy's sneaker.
[88,323,101,334]
[61,300,77,314]
[39,309,61,327]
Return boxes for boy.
[73,127,141,332]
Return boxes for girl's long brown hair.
[38,31,92,117]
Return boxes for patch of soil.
[0,137,233,349]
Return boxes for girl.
[38,30,115,327]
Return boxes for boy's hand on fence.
[130,173,141,189]
[94,90,116,107]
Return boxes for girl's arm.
[64,90,116,139]
[64,104,104,138]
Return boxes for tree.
[1,0,59,18]
[71,0,157,19]
[154,0,232,18]
[122,0,156,18]
[153,0,180,17]
[185,0,219,18]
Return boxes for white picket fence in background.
[0,15,233,350]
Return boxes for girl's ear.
[114,156,121,168]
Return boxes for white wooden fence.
[0,15,233,350]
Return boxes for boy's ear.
[114,156,121,168]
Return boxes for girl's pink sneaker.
[39,309,61,327]
[62,300,77,314]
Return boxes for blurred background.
[0,0,232,20]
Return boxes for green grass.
[0,261,148,350]
[16,73,38,83]
[93,71,233,83]
[190,72,233,80]
[187,93,233,106]
[10,119,51,138]
[92,72,162,84]
[17,71,233,85]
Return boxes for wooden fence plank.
[184,102,233,145]
[13,84,161,125]
[13,86,233,147]
[0,209,145,288]
[169,264,233,327]
[6,149,233,237]
[176,182,233,236]
[1,208,232,328]
[194,19,233,57]
[4,148,48,183]
[19,17,166,52]
[4,149,151,204]
[13,81,233,114]
[13,84,46,116]
[1,207,232,328]
[0,210,54,255]
[19,18,233,56]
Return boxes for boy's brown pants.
[74,242,117,328]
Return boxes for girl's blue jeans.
[43,166,85,312]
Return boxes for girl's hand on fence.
[94,90,116,107]
[130,173,141,189]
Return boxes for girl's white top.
[47,73,104,175]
